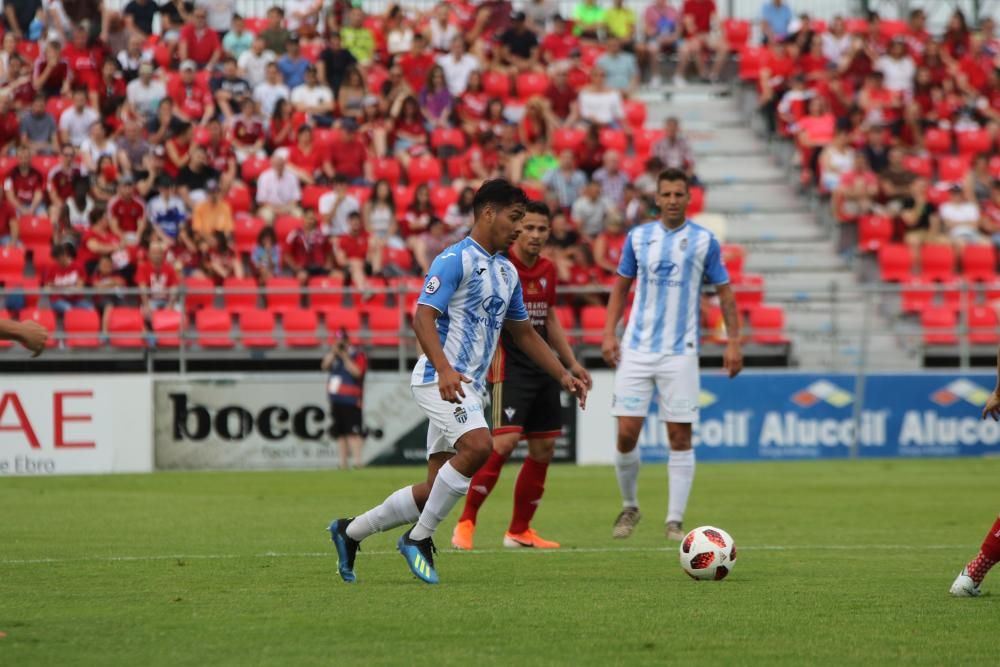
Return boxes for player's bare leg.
[951,514,1000,597]
[452,431,519,550]
[504,436,560,548]
[613,416,644,538]
[665,422,694,541]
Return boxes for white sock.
[666,449,696,524]
[345,485,420,542]
[615,448,640,508]
[409,462,471,541]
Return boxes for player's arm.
[412,252,468,403]
[0,318,47,356]
[546,306,592,389]
[984,344,1000,421]
[706,237,743,379]
[602,228,637,368]
[506,319,587,408]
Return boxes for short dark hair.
[473,179,527,219]
[525,200,552,220]
[657,168,689,190]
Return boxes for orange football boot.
[451,519,475,550]
[503,528,560,549]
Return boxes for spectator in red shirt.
[540,15,580,69]
[5,145,45,216]
[78,209,124,274]
[33,40,71,99]
[179,6,223,68]
[284,209,334,285]
[168,60,215,125]
[197,231,244,285]
[676,0,729,84]
[398,34,437,93]
[544,68,578,121]
[108,176,146,243]
[905,8,931,57]
[0,199,18,246]
[0,96,19,154]
[287,125,334,185]
[45,243,94,314]
[62,26,104,107]
[942,9,971,59]
[390,95,429,170]
[136,241,179,316]
[592,213,627,277]
[204,118,237,186]
[230,97,267,160]
[329,118,372,184]
[334,211,370,291]
[164,122,193,179]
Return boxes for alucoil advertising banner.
[577,372,1000,464]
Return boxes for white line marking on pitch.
[0,544,968,566]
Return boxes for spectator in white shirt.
[238,36,276,88]
[939,185,985,249]
[253,62,290,117]
[126,62,165,121]
[436,38,479,96]
[196,0,236,34]
[284,0,322,34]
[256,152,303,224]
[876,38,916,95]
[290,65,335,125]
[821,16,852,64]
[577,68,624,127]
[427,3,459,51]
[59,88,100,147]
[318,176,361,236]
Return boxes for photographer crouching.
[321,329,368,469]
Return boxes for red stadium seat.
[721,244,745,278]
[956,129,992,156]
[940,278,975,310]
[30,156,59,179]
[46,97,72,122]
[301,42,322,63]
[446,153,473,180]
[732,274,765,312]
[20,309,57,348]
[222,277,259,314]
[107,308,146,348]
[598,128,628,152]
[347,185,371,208]
[282,308,320,347]
[969,306,1000,345]
[264,277,301,313]
[64,309,101,348]
[430,127,466,153]
[482,70,511,99]
[182,277,215,313]
[407,156,443,185]
[0,308,10,348]
[623,100,647,129]
[749,305,789,344]
[632,128,664,158]
[244,17,268,33]
[936,155,971,183]
[878,244,912,282]
[195,309,234,348]
[844,17,869,33]
[924,128,952,155]
[900,276,936,314]
[28,244,52,276]
[688,186,705,216]
[580,305,606,345]
[393,184,416,210]
[301,185,331,211]
[360,277,389,311]
[901,155,932,178]
[878,19,908,39]
[921,306,958,345]
[552,127,586,153]
[430,186,459,216]
[919,244,956,281]
[554,305,576,344]
[16,40,39,62]
[620,155,645,180]
[961,245,996,282]
[239,309,277,348]
[7,276,41,309]
[233,216,265,255]
[858,215,893,252]
[274,216,304,243]
[308,275,346,309]
[722,18,751,49]
[371,157,402,185]
[991,156,1000,178]
[516,72,550,98]
[152,310,184,348]
[738,46,765,81]
[321,304,362,338]
[0,246,26,279]
[367,306,403,346]
[225,183,252,214]
[241,156,271,183]
[580,44,605,67]
[18,216,52,246]
[312,127,343,151]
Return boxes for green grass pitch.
[1,459,998,666]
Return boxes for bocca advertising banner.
[578,372,1000,464]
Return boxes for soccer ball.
[679,526,737,581]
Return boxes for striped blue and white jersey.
[617,220,729,355]
[411,237,529,394]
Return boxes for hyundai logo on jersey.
[650,260,680,277]
[481,295,507,316]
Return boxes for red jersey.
[33,56,70,93]
[135,260,179,301]
[168,79,212,120]
[45,261,87,301]
[682,0,715,36]
[180,24,221,65]
[337,231,368,261]
[232,116,265,148]
[164,137,190,178]
[541,32,579,62]
[596,231,626,272]
[5,167,44,207]
[490,251,557,381]
[48,165,85,200]
[206,139,235,173]
[289,143,322,176]
[286,228,330,267]
[62,43,103,91]
[0,110,19,150]
[78,227,120,266]
[398,52,436,92]
[108,195,146,234]
[327,137,367,180]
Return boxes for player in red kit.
[951,343,1000,597]
[452,201,592,550]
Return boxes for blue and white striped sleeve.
[703,236,730,286]
[417,250,464,313]
[617,229,638,278]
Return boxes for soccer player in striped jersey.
[451,201,592,551]
[328,180,588,584]
[950,346,1000,597]
[601,168,743,541]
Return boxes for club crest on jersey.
[499,266,510,284]
[425,276,441,294]
[454,406,468,424]
[539,278,547,290]
[504,407,516,421]
[680,237,688,251]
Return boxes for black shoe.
[329,518,361,583]
[398,528,439,584]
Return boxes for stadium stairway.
[635,84,918,370]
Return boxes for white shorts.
[411,384,489,458]
[611,350,700,423]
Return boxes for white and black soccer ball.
[679,526,737,581]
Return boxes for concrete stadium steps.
[644,82,918,369]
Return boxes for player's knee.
[460,431,493,467]
[527,439,555,462]
[667,423,693,451]
[616,420,642,451]
[493,434,518,458]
